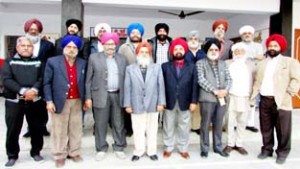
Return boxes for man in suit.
[44,35,87,168]
[124,42,166,162]
[250,34,300,164]
[22,18,55,137]
[85,32,127,161]
[196,38,231,158]
[55,18,90,60]
[162,38,198,159]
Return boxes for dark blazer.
[162,61,199,111]
[38,39,55,63]
[148,36,172,63]
[43,55,87,113]
[184,49,206,63]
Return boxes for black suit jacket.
[162,61,199,111]
[38,39,55,63]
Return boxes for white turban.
[187,30,200,41]
[94,23,111,36]
[239,25,255,35]
[231,42,248,52]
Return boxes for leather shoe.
[214,150,229,157]
[179,152,190,159]
[149,155,158,161]
[191,129,200,135]
[23,131,31,138]
[70,155,83,162]
[5,159,17,167]
[55,159,65,168]
[163,151,172,158]
[246,126,259,132]
[235,147,248,155]
[200,152,208,158]
[131,155,140,162]
[257,152,272,159]
[32,155,44,162]
[223,146,234,154]
[276,157,286,164]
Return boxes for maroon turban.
[266,34,288,53]
[212,19,228,32]
[170,38,188,56]
[24,18,43,33]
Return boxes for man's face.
[130,29,141,43]
[28,24,40,36]
[233,48,246,58]
[67,24,79,35]
[207,44,220,61]
[214,24,225,40]
[157,28,168,41]
[137,47,150,58]
[173,45,185,60]
[267,41,281,57]
[16,39,34,57]
[137,47,152,67]
[63,42,78,58]
[103,39,116,56]
[97,28,107,39]
[241,32,253,42]
[188,36,200,49]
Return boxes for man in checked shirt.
[196,38,231,158]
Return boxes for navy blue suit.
[43,55,87,114]
[37,40,55,63]
[162,61,199,111]
[184,49,206,63]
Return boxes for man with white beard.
[211,19,233,60]
[22,18,55,137]
[239,25,264,133]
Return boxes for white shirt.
[260,55,280,96]
[33,40,41,58]
[242,41,263,59]
[97,41,104,52]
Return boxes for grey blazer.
[85,52,127,108]
[123,63,166,114]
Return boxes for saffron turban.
[212,19,229,32]
[136,42,152,56]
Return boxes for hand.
[189,103,197,112]
[219,90,228,98]
[157,105,164,112]
[46,102,56,114]
[125,107,133,114]
[84,99,92,111]
[24,89,37,101]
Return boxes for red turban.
[265,34,288,52]
[24,18,43,33]
[136,42,152,56]
[170,38,188,56]
[212,19,228,32]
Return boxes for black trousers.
[5,99,44,160]
[259,96,291,158]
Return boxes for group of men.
[1,17,300,168]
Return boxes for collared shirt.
[97,41,104,52]
[260,55,280,96]
[210,61,221,89]
[106,57,119,91]
[65,58,80,99]
[174,60,185,69]
[33,40,41,58]
[156,40,169,65]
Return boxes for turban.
[94,23,111,36]
[170,38,188,56]
[101,32,120,45]
[239,25,255,35]
[155,23,169,34]
[61,35,82,49]
[66,19,82,31]
[24,18,43,33]
[203,38,221,53]
[127,23,144,36]
[187,30,200,41]
[231,42,248,52]
[136,42,152,56]
[212,19,229,32]
[265,34,288,53]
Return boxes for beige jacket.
[250,56,300,110]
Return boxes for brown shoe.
[223,146,234,154]
[163,151,172,158]
[70,155,83,162]
[55,159,65,168]
[179,152,190,159]
[236,147,248,155]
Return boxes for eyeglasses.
[104,43,116,47]
[20,44,33,48]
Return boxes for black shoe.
[191,129,200,135]
[257,152,272,159]
[43,127,50,136]
[126,131,133,137]
[5,159,16,167]
[149,155,158,161]
[200,152,208,158]
[276,157,286,164]
[131,155,140,162]
[214,150,229,157]
[246,126,259,132]
[23,131,31,138]
[32,155,44,162]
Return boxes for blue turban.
[127,23,144,37]
[61,35,82,49]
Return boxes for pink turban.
[100,32,120,45]
[24,18,43,33]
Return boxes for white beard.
[137,56,152,68]
[188,41,200,49]
[207,53,219,60]
[233,55,246,62]
[26,33,40,44]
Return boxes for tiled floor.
[0,97,299,169]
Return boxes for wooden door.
[292,29,300,108]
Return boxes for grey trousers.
[93,92,126,152]
[200,102,226,153]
